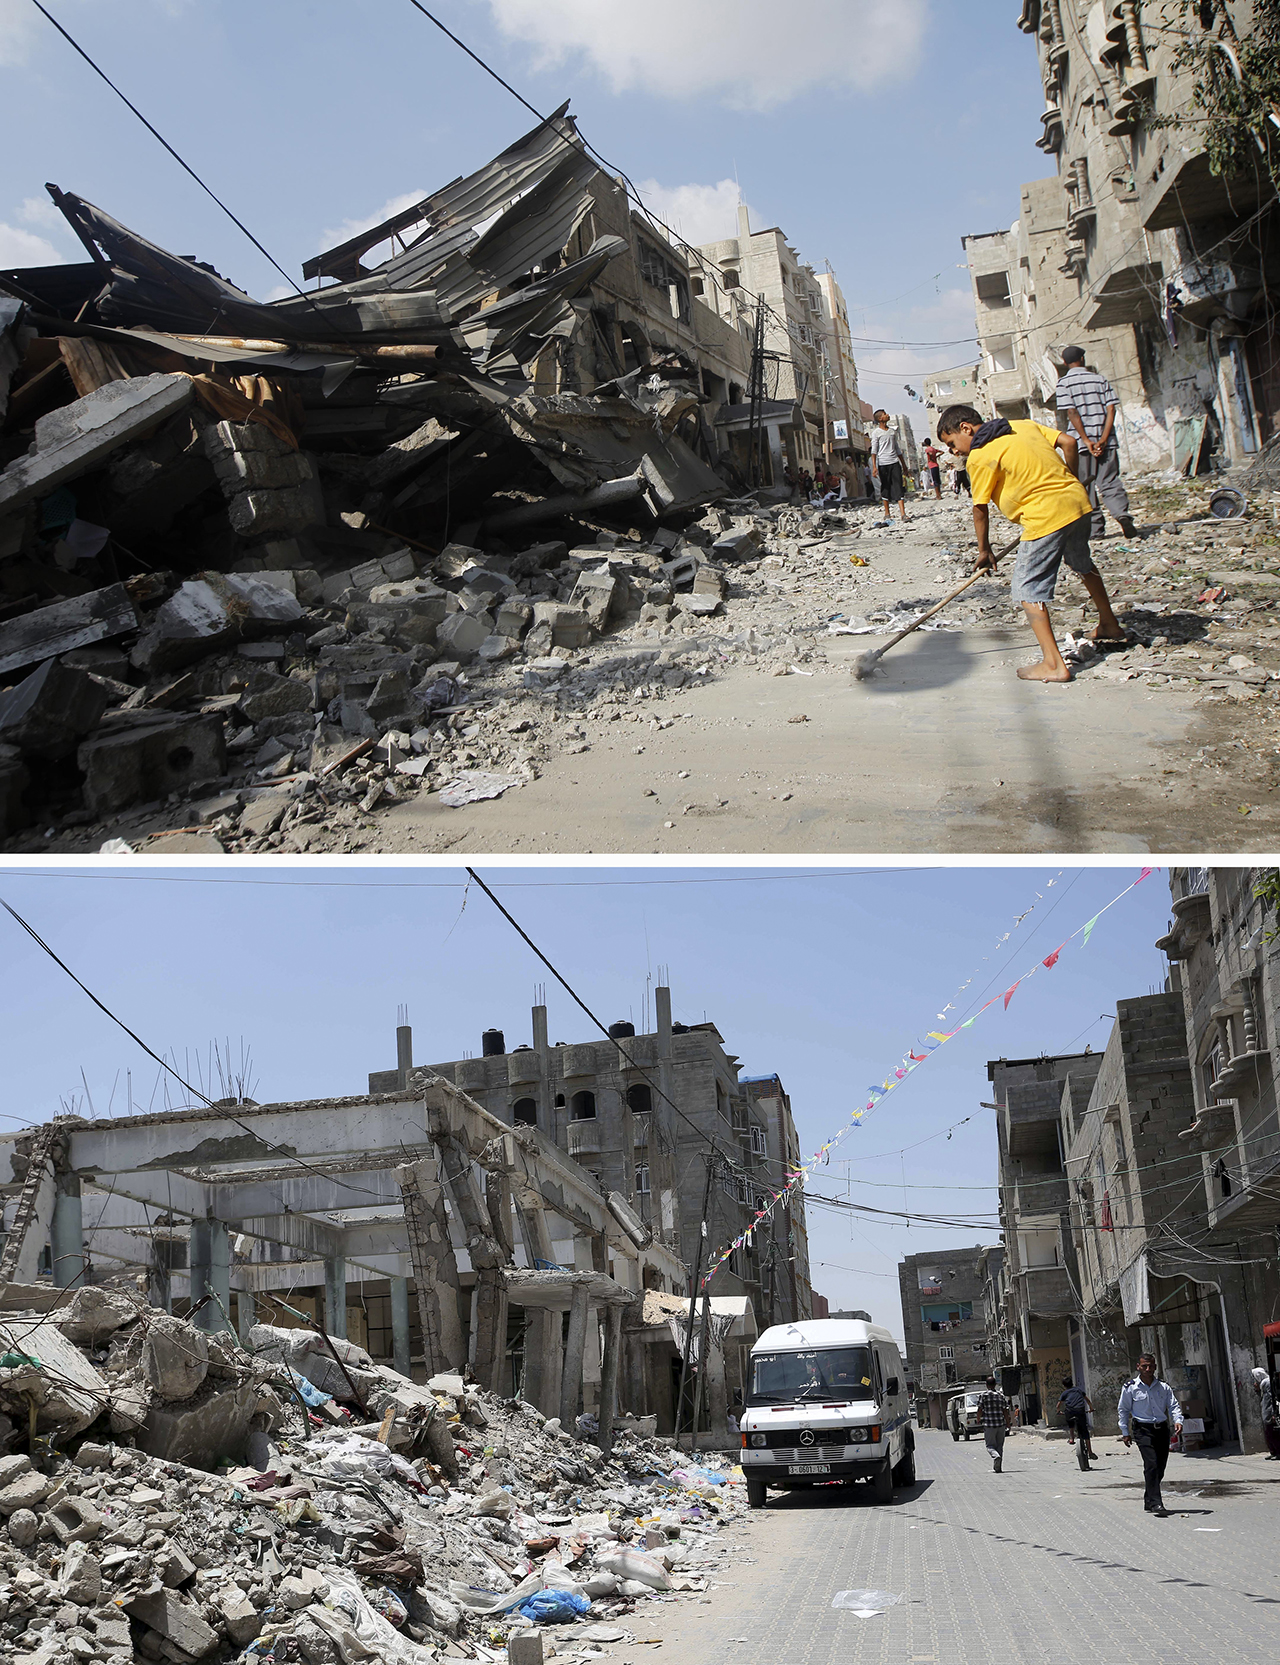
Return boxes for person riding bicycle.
[1057,1378,1094,1458]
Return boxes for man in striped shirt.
[977,1375,1012,1473]
[1055,347,1137,541]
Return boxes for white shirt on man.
[1117,1376,1182,1435]
[871,428,901,466]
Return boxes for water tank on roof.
[608,1020,636,1039]
[482,1029,506,1057]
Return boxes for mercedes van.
[739,1318,914,1507]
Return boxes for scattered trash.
[438,769,526,808]
[832,1589,902,1617]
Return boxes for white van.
[739,1318,914,1508]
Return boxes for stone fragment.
[47,1495,103,1544]
[57,1287,139,1347]
[569,570,617,631]
[59,1544,101,1606]
[0,1452,33,1487]
[142,1312,209,1401]
[132,572,303,674]
[0,659,108,760]
[436,611,491,659]
[495,598,532,639]
[73,1442,113,1469]
[125,1588,219,1658]
[508,1633,544,1665]
[0,1472,51,1515]
[157,1542,196,1587]
[238,672,312,725]
[7,1507,38,1546]
[215,1587,262,1645]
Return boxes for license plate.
[788,1463,831,1476]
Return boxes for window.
[555,1093,566,1109]
[922,1302,972,1325]
[721,1171,736,1198]
[1202,1046,1223,1103]
[511,1097,538,1127]
[934,379,953,396]
[975,270,1011,305]
[635,1163,650,1195]
[749,1345,872,1403]
[945,1360,958,1385]
[716,1081,730,1121]
[638,239,690,322]
[755,1194,767,1214]
[937,1346,954,1360]
[627,1083,652,1115]
[723,269,740,290]
[750,1126,766,1156]
[570,1090,596,1121]
[736,1176,749,1204]
[808,292,821,314]
[691,277,705,297]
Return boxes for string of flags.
[701,867,1157,1288]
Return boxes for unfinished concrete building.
[897,1247,990,1429]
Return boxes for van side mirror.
[886,1376,900,1397]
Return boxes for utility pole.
[675,1156,714,1442]
[746,297,768,487]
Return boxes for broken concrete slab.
[125,1587,219,1658]
[0,1315,108,1436]
[237,786,293,839]
[143,1312,209,1401]
[238,671,313,725]
[56,1285,141,1347]
[436,610,491,659]
[131,571,304,674]
[77,710,226,815]
[570,570,617,631]
[0,373,194,516]
[0,584,138,679]
[532,602,591,649]
[0,658,108,760]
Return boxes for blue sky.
[0,864,1174,1342]
[0,0,1047,421]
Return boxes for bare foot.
[1017,662,1073,683]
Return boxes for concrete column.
[324,1253,348,1339]
[560,1284,590,1428]
[236,1286,257,1344]
[50,1175,85,1290]
[189,1218,231,1333]
[599,1303,623,1457]
[391,1276,412,1378]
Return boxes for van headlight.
[749,1433,767,1448]
[846,1428,869,1443]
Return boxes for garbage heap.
[0,105,793,844]
[0,1290,745,1664]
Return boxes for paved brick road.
[624,1429,1280,1664]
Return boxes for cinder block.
[77,711,226,815]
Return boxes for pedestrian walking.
[1055,346,1138,540]
[870,410,909,523]
[936,403,1128,684]
[1056,1377,1095,1459]
[1118,1353,1183,1515]
[1252,1367,1280,1458]
[922,437,944,499]
[977,1374,1011,1473]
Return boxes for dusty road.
[618,1429,1280,1665]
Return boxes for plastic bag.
[289,1370,333,1408]
[596,1549,671,1591]
[473,1487,514,1519]
[449,1571,545,1615]
[309,1570,437,1664]
[516,1590,591,1624]
[832,1589,901,1617]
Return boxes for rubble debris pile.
[0,1290,747,1664]
[0,107,807,844]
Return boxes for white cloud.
[20,195,65,231]
[0,0,42,67]
[319,189,429,258]
[849,287,979,400]
[477,0,927,107]
[0,223,68,266]
[633,178,744,247]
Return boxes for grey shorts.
[1010,512,1097,604]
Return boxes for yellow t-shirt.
[966,420,1092,541]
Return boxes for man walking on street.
[1118,1353,1183,1515]
[977,1375,1011,1473]
[1055,346,1138,540]
[870,411,909,523]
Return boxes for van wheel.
[872,1459,894,1504]
[894,1446,916,1486]
[951,1431,960,1441]
[963,1431,971,1441]
[746,1476,768,1509]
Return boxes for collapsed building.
[0,106,831,841]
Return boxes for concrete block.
[367,577,448,619]
[215,1587,261,1645]
[570,570,617,631]
[382,548,417,581]
[495,598,531,638]
[226,479,325,539]
[144,1313,209,1402]
[437,611,491,659]
[349,557,387,591]
[0,1315,109,1435]
[436,542,485,578]
[477,633,518,661]
[58,1544,101,1606]
[132,572,303,674]
[711,529,762,560]
[238,672,312,725]
[0,658,106,759]
[238,788,294,839]
[72,1442,113,1470]
[320,569,353,604]
[692,563,726,598]
[157,1542,197,1587]
[139,1378,260,1469]
[56,1286,139,1347]
[46,1494,102,1545]
[125,1588,219,1658]
[366,668,414,726]
[0,374,193,515]
[674,593,720,616]
[0,1472,51,1515]
[508,1633,544,1665]
[78,711,226,816]
[532,602,591,648]
[0,1454,32,1487]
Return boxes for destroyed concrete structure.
[0,107,860,842]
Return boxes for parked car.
[946,1386,987,1441]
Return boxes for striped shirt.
[1055,367,1118,441]
[977,1389,1009,1429]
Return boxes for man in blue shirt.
[1118,1353,1183,1514]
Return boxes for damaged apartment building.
[0,986,815,1441]
[0,104,856,840]
[983,865,1280,1455]
[937,2,1279,473]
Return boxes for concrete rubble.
[0,106,765,847]
[0,1288,748,1663]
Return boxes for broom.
[852,536,1019,680]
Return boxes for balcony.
[1036,106,1063,154]
[1208,1133,1280,1233]
[1016,1265,1075,1317]
[1083,262,1163,330]
[567,1121,602,1158]
[1178,1101,1237,1154]
[1138,146,1270,233]
[984,367,1032,408]
[507,1050,541,1086]
[1013,1174,1069,1216]
[1212,1049,1271,1099]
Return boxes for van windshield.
[749,1346,874,1405]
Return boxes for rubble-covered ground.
[9,473,1278,856]
[0,1289,747,1665]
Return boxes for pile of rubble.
[0,108,786,847]
[0,1288,746,1664]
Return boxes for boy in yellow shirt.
[936,405,1125,683]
